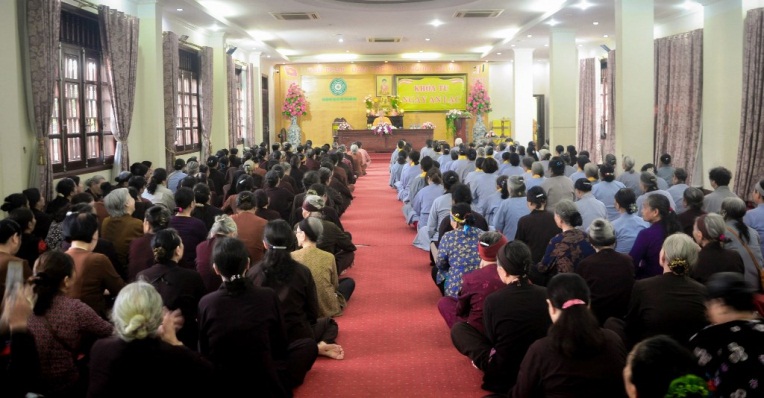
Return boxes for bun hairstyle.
[555,200,583,227]
[2,193,28,213]
[111,281,164,342]
[599,164,616,182]
[695,213,731,244]
[31,251,74,316]
[450,203,476,227]
[640,172,659,192]
[147,168,168,195]
[503,175,526,199]
[151,228,182,264]
[526,186,548,210]
[615,188,639,214]
[549,156,566,176]
[661,233,699,275]
[496,240,532,279]
[426,168,442,185]
[8,208,34,232]
[55,178,77,197]
[574,178,593,193]
[236,190,256,211]
[587,218,616,248]
[442,171,460,192]
[660,153,672,165]
[546,273,604,359]
[259,220,299,285]
[683,187,705,211]
[721,197,751,244]
[193,183,211,205]
[646,194,681,235]
[62,211,99,243]
[298,217,323,243]
[144,205,171,232]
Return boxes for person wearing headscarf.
[438,231,507,330]
[575,219,635,324]
[450,240,549,394]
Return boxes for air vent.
[454,9,504,18]
[270,12,320,21]
[366,37,402,43]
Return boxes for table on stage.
[336,129,434,153]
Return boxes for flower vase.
[472,115,487,143]
[287,116,301,146]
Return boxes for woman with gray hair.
[494,175,531,240]
[691,213,745,284]
[101,187,144,279]
[576,218,635,324]
[88,281,214,396]
[532,199,595,286]
[301,195,357,274]
[606,233,707,349]
[524,161,546,190]
[196,214,238,293]
[616,156,642,195]
[721,197,764,290]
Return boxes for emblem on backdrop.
[330,78,347,96]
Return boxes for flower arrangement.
[445,109,470,137]
[467,80,492,115]
[282,83,308,118]
[364,95,373,110]
[338,121,353,130]
[373,122,394,136]
[421,121,436,130]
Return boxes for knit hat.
[478,233,508,262]
[302,195,324,212]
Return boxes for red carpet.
[294,154,485,397]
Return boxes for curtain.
[604,50,616,159]
[577,58,598,162]
[226,55,239,149]
[735,9,764,197]
[20,0,60,201]
[200,46,213,161]
[98,5,139,174]
[654,29,703,184]
[162,32,179,171]
[246,63,256,147]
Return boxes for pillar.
[700,0,743,187]
[614,0,654,166]
[513,48,534,145]
[210,32,229,152]
[249,52,264,145]
[548,28,578,148]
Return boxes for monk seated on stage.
[373,111,392,126]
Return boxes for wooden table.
[336,129,434,153]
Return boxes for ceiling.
[160,0,704,63]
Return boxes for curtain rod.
[70,0,99,10]
[180,41,205,52]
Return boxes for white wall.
[488,62,514,123]
[534,61,550,143]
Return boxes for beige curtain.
[99,5,139,174]
[200,46,213,161]
[604,50,616,159]
[735,8,764,197]
[162,32,179,170]
[20,0,60,200]
[246,63,256,147]
[226,55,239,149]
[654,29,703,184]
[577,58,598,163]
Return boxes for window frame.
[175,48,202,154]
[50,6,115,176]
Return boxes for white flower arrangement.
[338,122,353,130]
[373,122,394,136]
[421,122,436,129]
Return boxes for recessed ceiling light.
[544,44,549,47]
[603,34,609,38]
[419,50,423,53]
[578,44,583,47]
[417,60,421,63]
[338,38,344,43]
[546,19,559,27]
[211,25,221,31]
[425,38,431,41]
[176,8,183,11]
[574,1,594,10]
[593,21,599,25]
[345,50,349,53]
[430,19,444,27]
[511,44,516,47]
[267,55,271,58]
[527,34,533,38]
[451,60,454,63]
[497,52,502,55]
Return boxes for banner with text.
[395,74,467,112]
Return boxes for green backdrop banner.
[395,74,467,112]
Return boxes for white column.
[548,28,578,148]
[210,32,229,152]
[513,48,534,145]
[132,0,165,166]
[700,0,743,187]
[249,52,263,145]
[614,0,654,166]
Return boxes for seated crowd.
[0,140,368,397]
[391,138,764,397]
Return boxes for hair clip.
[65,211,74,216]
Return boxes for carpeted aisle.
[294,154,485,397]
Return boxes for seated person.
[372,111,392,126]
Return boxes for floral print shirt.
[436,227,483,298]
[538,228,595,274]
[690,319,764,398]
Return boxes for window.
[176,49,201,153]
[50,7,115,174]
